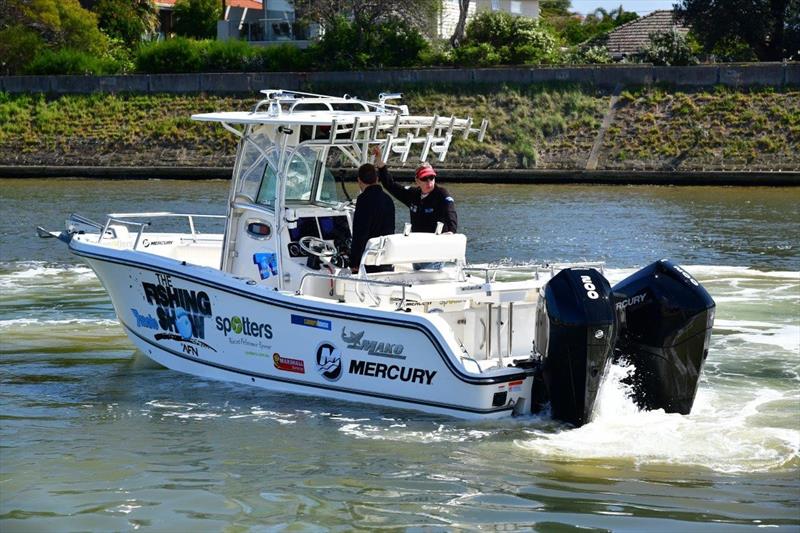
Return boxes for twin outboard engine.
[533,268,617,427]
[612,260,716,414]
[532,261,715,428]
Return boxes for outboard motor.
[534,268,617,427]
[613,260,715,414]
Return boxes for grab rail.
[99,217,150,249]
[463,261,606,282]
[102,212,225,247]
[297,272,413,309]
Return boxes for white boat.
[40,90,716,427]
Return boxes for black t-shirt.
[378,166,458,233]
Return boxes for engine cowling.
[534,268,617,427]
[613,260,715,414]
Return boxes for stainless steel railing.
[99,212,225,249]
[463,261,605,284]
[297,272,413,309]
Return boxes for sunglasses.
[416,176,435,182]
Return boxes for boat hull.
[71,239,533,419]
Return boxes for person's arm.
[373,145,414,207]
[377,166,415,206]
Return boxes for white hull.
[72,237,534,419]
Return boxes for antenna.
[379,93,403,104]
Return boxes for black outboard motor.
[613,260,715,414]
[534,268,617,427]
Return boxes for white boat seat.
[361,233,467,266]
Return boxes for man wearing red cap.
[372,146,458,235]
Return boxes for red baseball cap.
[415,163,437,180]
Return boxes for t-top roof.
[191,90,488,147]
[191,110,396,127]
[192,89,410,126]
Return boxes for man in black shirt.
[373,146,458,235]
[349,162,395,273]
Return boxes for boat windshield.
[284,145,343,206]
[235,129,347,210]
[236,126,280,209]
[284,145,318,202]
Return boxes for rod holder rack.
[248,89,488,164]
